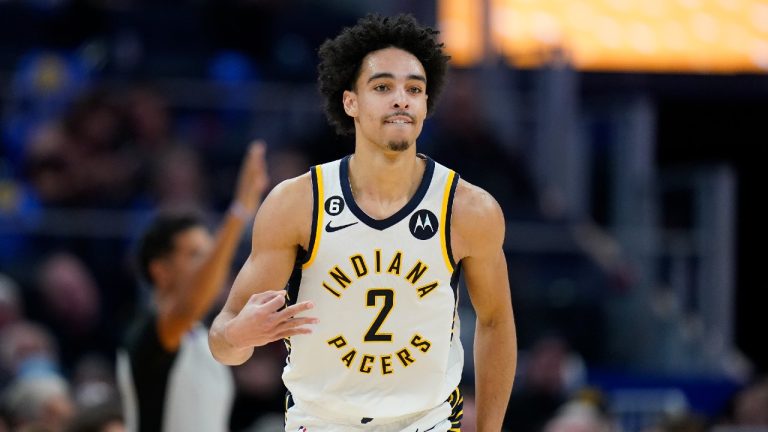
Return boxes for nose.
[392,88,409,110]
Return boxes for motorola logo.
[409,209,438,240]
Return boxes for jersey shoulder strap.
[300,158,343,268]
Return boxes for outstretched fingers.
[237,292,317,343]
[248,290,285,309]
[274,302,317,339]
[277,300,315,321]
[275,328,313,340]
[276,316,317,337]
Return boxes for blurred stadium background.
[0,0,766,431]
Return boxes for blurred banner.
[439,0,768,72]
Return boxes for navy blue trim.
[284,250,305,362]
[449,262,462,342]
[445,172,460,269]
[339,155,435,231]
[300,166,319,265]
[285,390,295,412]
[447,387,464,426]
[449,262,462,299]
[286,249,305,307]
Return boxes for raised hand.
[233,140,270,215]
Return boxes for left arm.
[452,180,517,432]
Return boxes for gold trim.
[302,167,324,269]
[440,171,456,273]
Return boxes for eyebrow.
[367,72,427,84]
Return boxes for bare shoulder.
[254,172,314,249]
[267,172,313,204]
[451,179,506,259]
[453,179,505,230]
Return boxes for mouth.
[384,114,414,125]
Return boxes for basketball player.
[117,142,268,432]
[209,14,517,431]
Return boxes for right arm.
[208,173,318,365]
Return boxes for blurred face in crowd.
[43,391,76,431]
[343,47,428,153]
[0,277,21,330]
[40,253,100,334]
[101,420,126,432]
[735,380,768,425]
[152,147,206,209]
[25,123,74,204]
[151,226,213,291]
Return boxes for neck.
[348,143,424,203]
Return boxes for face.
[152,226,213,290]
[343,47,428,153]
[168,226,212,278]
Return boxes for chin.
[386,140,411,152]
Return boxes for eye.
[408,86,423,94]
[374,84,389,92]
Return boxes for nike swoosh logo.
[325,221,358,233]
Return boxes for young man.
[117,143,268,432]
[209,14,517,431]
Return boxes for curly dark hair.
[317,14,451,135]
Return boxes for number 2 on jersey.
[364,289,394,342]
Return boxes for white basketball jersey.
[282,154,463,422]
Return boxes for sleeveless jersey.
[282,154,463,422]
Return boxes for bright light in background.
[438,0,768,72]
[438,0,484,66]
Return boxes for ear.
[342,90,358,117]
[149,259,170,289]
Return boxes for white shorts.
[284,388,463,432]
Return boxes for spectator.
[542,389,612,432]
[0,321,60,383]
[1,374,75,432]
[730,377,768,427]
[505,336,586,432]
[0,274,22,332]
[64,401,124,432]
[33,252,106,371]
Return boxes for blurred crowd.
[0,1,766,432]
[0,71,763,432]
